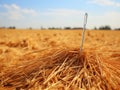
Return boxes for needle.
[80,13,88,53]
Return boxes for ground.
[0,29,120,90]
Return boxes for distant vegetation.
[8,26,16,29]
[99,25,111,30]
[0,25,120,30]
[48,27,83,30]
[0,26,16,29]
[115,28,120,30]
[64,27,83,30]
[48,27,62,30]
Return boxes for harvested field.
[0,29,120,90]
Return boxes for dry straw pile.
[0,47,120,90]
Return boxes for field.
[0,29,120,90]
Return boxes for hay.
[0,47,120,90]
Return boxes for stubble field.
[0,29,120,90]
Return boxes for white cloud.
[22,9,37,16]
[11,4,20,10]
[88,11,120,29]
[42,9,85,16]
[88,0,120,7]
[3,4,20,11]
[39,8,86,27]
[1,4,37,20]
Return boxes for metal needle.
[80,13,88,52]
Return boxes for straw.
[0,47,119,90]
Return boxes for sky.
[0,0,120,29]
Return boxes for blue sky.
[0,0,120,29]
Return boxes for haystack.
[0,47,120,90]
